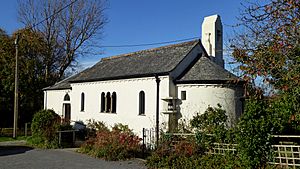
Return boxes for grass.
[0,136,27,142]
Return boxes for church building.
[43,15,244,135]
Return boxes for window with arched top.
[101,92,105,112]
[139,91,145,115]
[112,92,117,113]
[106,92,111,112]
[64,93,70,101]
[80,92,85,111]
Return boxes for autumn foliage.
[79,122,142,161]
[230,0,300,94]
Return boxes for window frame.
[64,93,70,101]
[100,92,105,112]
[80,92,85,112]
[181,91,186,100]
[139,91,145,115]
[106,92,111,113]
[112,92,117,113]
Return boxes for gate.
[142,128,156,150]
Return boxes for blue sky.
[0,0,245,69]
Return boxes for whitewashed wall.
[177,84,244,125]
[44,89,71,117]
[69,76,170,136]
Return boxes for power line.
[30,0,79,29]
[9,0,78,35]
[96,37,199,48]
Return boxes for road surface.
[0,142,147,169]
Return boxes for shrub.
[191,104,232,150]
[84,119,109,138]
[79,122,142,161]
[28,109,61,148]
[146,135,200,168]
[86,119,109,132]
[235,97,295,168]
[197,154,242,169]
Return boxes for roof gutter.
[69,72,169,83]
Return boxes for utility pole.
[13,34,19,139]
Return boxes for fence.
[267,135,300,168]
[206,143,237,155]
[0,123,32,137]
[143,131,300,168]
[57,130,78,147]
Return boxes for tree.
[0,28,50,127]
[18,0,107,82]
[230,0,300,94]
[0,29,15,127]
[229,2,300,166]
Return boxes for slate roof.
[43,73,80,90]
[175,56,240,84]
[45,40,199,90]
[69,40,200,83]
[44,39,241,90]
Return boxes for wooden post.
[58,132,61,146]
[72,130,75,146]
[13,34,19,139]
[25,123,27,137]
[142,128,145,158]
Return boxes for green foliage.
[197,154,242,169]
[79,122,142,161]
[277,87,300,134]
[0,29,54,128]
[58,124,73,131]
[28,109,60,148]
[191,104,233,149]
[235,99,274,168]
[146,137,242,169]
[112,123,133,134]
[86,119,109,132]
[191,104,228,132]
[0,136,27,142]
[235,96,297,168]
[146,99,300,168]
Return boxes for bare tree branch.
[18,0,108,82]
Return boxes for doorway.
[64,103,71,123]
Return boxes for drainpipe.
[155,74,160,147]
[44,91,47,109]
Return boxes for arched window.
[80,92,85,111]
[106,92,111,112]
[101,92,105,112]
[64,93,70,101]
[112,92,117,113]
[139,91,145,115]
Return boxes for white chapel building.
[44,15,244,135]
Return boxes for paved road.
[0,143,147,169]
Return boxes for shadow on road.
[0,146,33,156]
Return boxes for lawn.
[0,136,27,142]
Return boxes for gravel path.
[0,143,147,169]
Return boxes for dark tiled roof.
[69,40,200,82]
[43,69,89,90]
[43,78,72,90]
[176,56,239,83]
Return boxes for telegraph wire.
[8,0,79,35]
[95,37,199,48]
[30,0,79,29]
